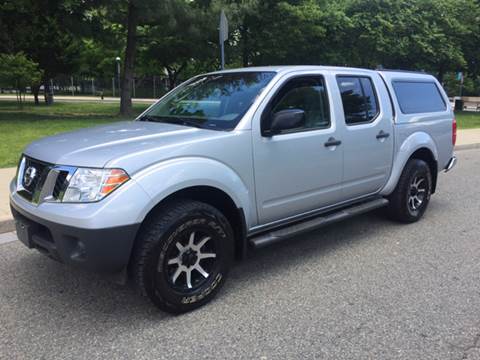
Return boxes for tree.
[104,0,168,116]
[0,0,99,104]
[209,0,350,67]
[0,53,43,108]
[140,1,218,90]
[342,0,477,79]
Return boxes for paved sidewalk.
[456,128,480,149]
[0,168,15,233]
[0,128,479,233]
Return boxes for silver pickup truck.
[10,66,457,313]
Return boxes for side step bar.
[249,198,389,249]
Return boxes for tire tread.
[130,199,231,312]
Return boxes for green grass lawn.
[0,101,149,168]
[455,111,480,129]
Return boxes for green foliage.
[343,0,478,77]
[0,53,43,107]
[139,1,219,88]
[0,0,103,84]
[443,72,480,97]
[2,0,480,97]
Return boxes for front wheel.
[387,158,432,223]
[131,200,234,313]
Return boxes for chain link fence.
[48,75,170,99]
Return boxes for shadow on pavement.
[2,207,415,325]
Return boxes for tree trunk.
[43,81,49,103]
[165,63,186,91]
[32,84,40,105]
[166,68,175,90]
[44,81,54,105]
[120,1,138,116]
[437,66,445,84]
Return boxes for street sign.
[456,72,464,83]
[219,10,228,70]
[220,10,228,42]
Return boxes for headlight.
[62,168,130,203]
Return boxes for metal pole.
[220,41,225,70]
[112,77,115,97]
[116,60,121,97]
[71,76,74,96]
[153,76,156,98]
[92,78,95,95]
[133,77,136,98]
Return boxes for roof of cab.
[207,65,377,75]
[207,65,435,80]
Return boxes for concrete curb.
[0,218,14,234]
[0,142,479,235]
[455,143,480,151]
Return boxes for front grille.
[16,156,75,204]
[18,157,53,202]
[52,171,70,200]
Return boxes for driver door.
[252,74,344,225]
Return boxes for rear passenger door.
[336,74,394,199]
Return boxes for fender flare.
[131,157,255,228]
[381,132,438,196]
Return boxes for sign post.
[219,10,228,70]
[457,72,464,97]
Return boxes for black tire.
[387,158,432,223]
[131,200,234,313]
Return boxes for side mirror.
[266,109,305,136]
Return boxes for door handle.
[324,137,342,147]
[376,130,390,139]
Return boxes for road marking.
[0,232,18,245]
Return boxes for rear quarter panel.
[378,72,454,195]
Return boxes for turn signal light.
[100,169,130,197]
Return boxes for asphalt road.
[1,149,479,360]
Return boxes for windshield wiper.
[138,114,162,122]
[139,114,207,129]
[165,117,207,129]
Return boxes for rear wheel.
[131,200,234,313]
[387,159,432,223]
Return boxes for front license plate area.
[15,219,33,248]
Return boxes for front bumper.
[10,201,140,273]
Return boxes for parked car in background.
[10,66,456,313]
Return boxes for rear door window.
[392,81,446,114]
[336,76,379,125]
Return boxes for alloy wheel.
[163,230,218,291]
[408,176,427,212]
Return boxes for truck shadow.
[3,202,440,328]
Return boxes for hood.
[24,121,225,171]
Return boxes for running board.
[249,198,389,249]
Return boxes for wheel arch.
[381,132,439,196]
[135,185,248,261]
[409,148,438,193]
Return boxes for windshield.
[139,71,276,131]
